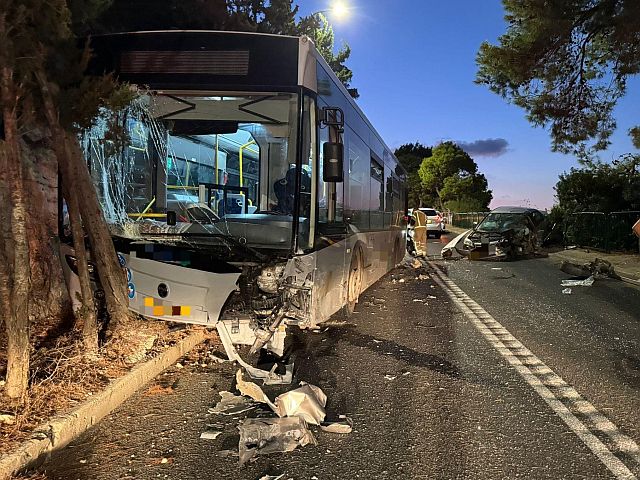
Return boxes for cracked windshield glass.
[2,1,640,480]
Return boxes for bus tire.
[344,246,364,315]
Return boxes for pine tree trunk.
[62,145,98,353]
[65,136,131,338]
[1,64,31,402]
[36,71,98,353]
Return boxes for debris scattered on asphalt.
[562,288,572,295]
[236,370,278,411]
[274,383,327,425]
[372,339,382,344]
[561,276,595,287]
[398,278,406,283]
[384,374,396,380]
[418,274,430,280]
[412,299,424,302]
[200,430,223,440]
[209,391,256,415]
[560,259,619,280]
[174,362,184,369]
[427,295,437,299]
[491,267,503,271]
[320,417,353,434]
[258,475,285,480]
[238,417,316,466]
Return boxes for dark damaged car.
[442,206,546,260]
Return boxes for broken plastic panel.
[238,417,316,466]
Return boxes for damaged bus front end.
[64,31,408,383]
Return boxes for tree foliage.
[394,142,433,207]
[555,156,640,212]
[418,142,492,211]
[476,0,640,158]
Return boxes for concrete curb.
[550,251,640,287]
[0,328,210,480]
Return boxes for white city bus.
[81,31,408,381]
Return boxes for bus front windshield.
[86,93,306,249]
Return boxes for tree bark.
[35,70,98,353]
[0,63,31,402]
[65,136,131,338]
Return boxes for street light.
[312,0,351,21]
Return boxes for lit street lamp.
[312,0,351,21]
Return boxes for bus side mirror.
[323,142,344,182]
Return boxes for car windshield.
[420,209,438,216]
[476,212,530,232]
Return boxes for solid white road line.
[428,262,640,480]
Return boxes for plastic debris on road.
[200,430,223,440]
[274,383,327,425]
[208,390,256,415]
[561,275,595,287]
[384,374,396,380]
[258,475,285,480]
[320,417,353,434]
[238,417,316,466]
[562,288,572,295]
[236,369,327,425]
[236,370,278,411]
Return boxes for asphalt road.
[30,234,640,479]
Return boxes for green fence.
[564,211,640,252]
[451,212,489,229]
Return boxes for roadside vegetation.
[395,141,493,212]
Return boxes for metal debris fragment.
[238,417,316,466]
[561,276,595,287]
[562,288,572,295]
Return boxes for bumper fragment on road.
[428,261,640,480]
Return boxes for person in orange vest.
[412,208,428,256]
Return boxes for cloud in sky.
[457,138,509,157]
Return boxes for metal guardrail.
[564,211,640,253]
[451,212,489,229]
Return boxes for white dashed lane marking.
[428,262,640,480]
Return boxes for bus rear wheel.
[345,247,363,315]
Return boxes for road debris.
[384,375,396,380]
[418,274,430,280]
[238,417,316,466]
[236,369,278,411]
[274,383,327,425]
[200,430,223,440]
[320,417,353,434]
[258,475,285,480]
[562,288,572,295]
[236,369,327,425]
[491,267,503,271]
[560,259,619,280]
[561,276,595,287]
[209,390,257,415]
